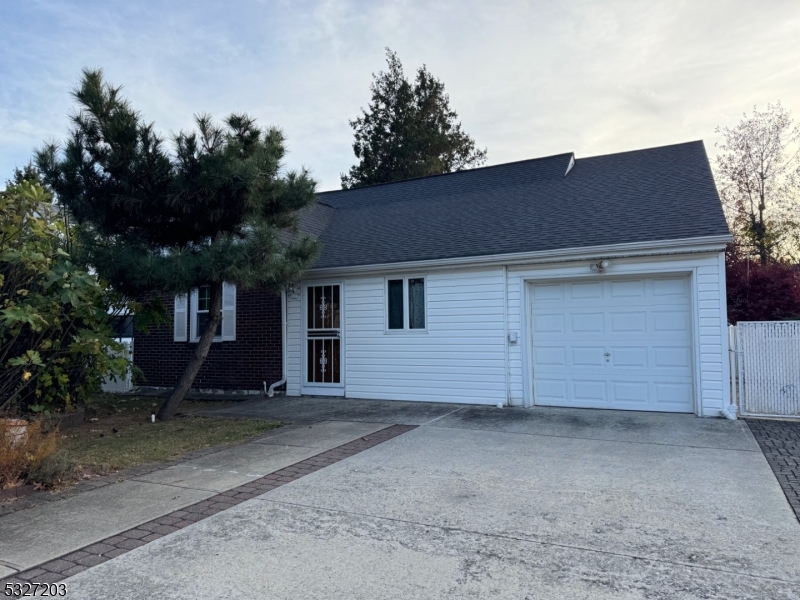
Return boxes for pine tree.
[341,49,487,189]
[37,69,318,420]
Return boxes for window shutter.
[221,283,236,341]
[189,289,198,341]
[174,295,188,342]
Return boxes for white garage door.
[531,276,694,413]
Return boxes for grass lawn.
[59,394,283,472]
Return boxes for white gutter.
[267,289,288,397]
[306,235,732,278]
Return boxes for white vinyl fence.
[101,339,134,393]
[729,321,800,418]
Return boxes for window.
[386,277,425,331]
[196,286,222,339]
[175,283,236,343]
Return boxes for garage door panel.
[571,313,604,333]
[652,313,691,336]
[610,311,647,333]
[610,381,649,404]
[610,346,648,368]
[533,346,567,366]
[653,277,690,297]
[571,346,606,367]
[569,281,603,299]
[534,378,568,402]
[531,276,694,414]
[653,347,692,369]
[572,380,607,404]
[610,279,646,298]
[654,382,694,406]
[533,313,565,333]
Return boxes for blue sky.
[2,0,799,191]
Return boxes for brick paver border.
[0,424,416,586]
[746,418,800,523]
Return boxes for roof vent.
[564,154,575,177]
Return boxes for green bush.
[0,180,129,414]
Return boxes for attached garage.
[530,275,695,413]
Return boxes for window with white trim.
[174,283,236,343]
[386,277,426,331]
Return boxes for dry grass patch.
[60,394,282,471]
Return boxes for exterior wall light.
[590,260,610,273]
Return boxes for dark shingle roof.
[306,141,729,270]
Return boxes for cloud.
[1,0,799,190]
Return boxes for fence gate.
[730,321,800,418]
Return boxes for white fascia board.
[306,234,732,278]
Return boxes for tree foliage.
[726,244,800,323]
[0,180,128,414]
[714,102,800,264]
[341,49,487,189]
[37,69,319,419]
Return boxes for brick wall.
[133,287,282,391]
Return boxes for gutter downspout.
[268,288,288,397]
[503,265,511,407]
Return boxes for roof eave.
[306,234,733,277]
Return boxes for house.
[134,140,733,416]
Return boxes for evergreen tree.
[37,69,318,420]
[341,49,487,189]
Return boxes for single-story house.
[134,140,733,416]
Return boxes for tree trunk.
[156,282,223,421]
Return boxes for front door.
[305,284,342,393]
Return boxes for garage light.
[590,260,610,273]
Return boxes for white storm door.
[530,276,694,413]
[304,284,343,392]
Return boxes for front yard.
[60,394,283,472]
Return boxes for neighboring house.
[136,140,733,416]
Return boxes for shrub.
[26,450,78,488]
[0,418,63,489]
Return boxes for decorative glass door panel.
[306,285,341,384]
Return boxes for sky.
[1,0,799,191]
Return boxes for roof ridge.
[318,152,575,196]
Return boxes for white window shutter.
[189,289,198,342]
[221,283,236,341]
[174,295,188,342]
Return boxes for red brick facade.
[133,287,283,391]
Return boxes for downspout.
[503,265,511,407]
[267,288,288,397]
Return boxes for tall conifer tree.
[342,49,487,188]
[38,69,318,419]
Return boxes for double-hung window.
[386,277,426,331]
[174,282,237,342]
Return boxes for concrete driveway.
[62,400,800,599]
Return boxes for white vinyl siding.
[287,250,729,416]
[287,267,507,404]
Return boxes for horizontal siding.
[343,269,506,404]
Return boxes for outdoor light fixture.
[287,283,299,299]
[590,260,610,273]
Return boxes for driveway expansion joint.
[0,424,417,587]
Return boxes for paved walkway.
[0,419,395,580]
[746,418,800,521]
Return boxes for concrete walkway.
[40,399,800,599]
[0,420,388,577]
